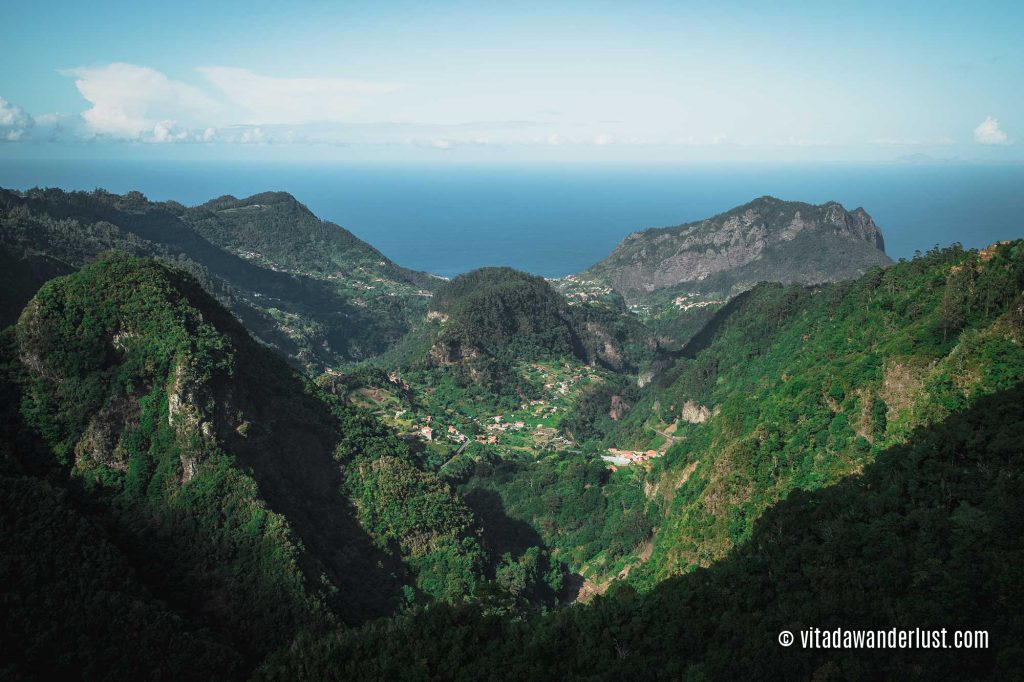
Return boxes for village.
[338,357,689,474]
[339,357,690,476]
[339,352,692,475]
[411,361,586,454]
[671,293,723,311]
[600,447,664,471]
[549,274,619,307]
[336,359,614,468]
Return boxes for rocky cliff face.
[583,196,893,302]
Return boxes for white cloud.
[974,116,1010,145]
[61,63,221,140]
[0,97,33,141]
[197,66,402,125]
[56,62,402,142]
[592,133,613,145]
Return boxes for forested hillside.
[259,241,1024,680]
[0,187,435,367]
[334,241,1024,613]
[0,256,535,678]
[386,266,655,402]
[595,242,1024,586]
[189,191,437,289]
[260,381,1024,680]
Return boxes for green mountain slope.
[0,187,434,367]
[387,267,656,399]
[391,242,1022,598]
[256,242,1024,680]
[427,267,654,369]
[261,381,1024,680]
[575,241,1024,586]
[1,255,488,676]
[189,191,437,289]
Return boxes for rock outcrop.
[680,400,712,424]
[583,196,893,302]
[609,394,630,420]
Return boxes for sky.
[1,0,1022,163]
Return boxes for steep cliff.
[584,196,893,302]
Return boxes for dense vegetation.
[429,267,585,362]
[449,448,653,572]
[0,255,508,677]
[0,187,434,367]
[597,242,1024,586]
[387,267,655,408]
[259,382,1024,680]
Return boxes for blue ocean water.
[1,160,1021,278]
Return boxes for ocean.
[1,159,1022,278]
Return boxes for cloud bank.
[4,62,1020,160]
[9,62,636,148]
[61,63,221,141]
[46,63,403,143]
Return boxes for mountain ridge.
[0,187,434,367]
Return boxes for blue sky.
[1,0,1022,162]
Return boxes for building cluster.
[552,275,614,306]
[484,417,527,435]
[605,448,664,466]
[408,362,595,453]
[978,240,1012,263]
[447,424,468,443]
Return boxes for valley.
[2,187,1022,680]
